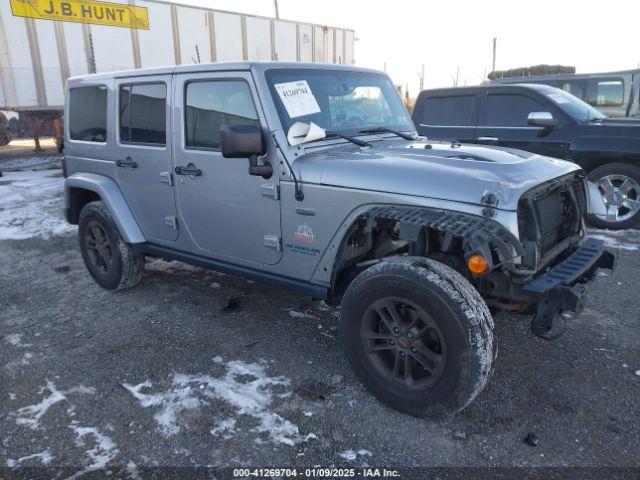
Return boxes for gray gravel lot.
[0,168,639,477]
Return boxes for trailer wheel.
[340,256,494,417]
[78,201,144,291]
[588,163,640,230]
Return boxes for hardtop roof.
[67,62,385,85]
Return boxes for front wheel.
[340,257,495,417]
[587,162,640,230]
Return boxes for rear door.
[412,93,478,142]
[476,89,571,159]
[114,76,178,242]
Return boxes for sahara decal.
[294,223,316,244]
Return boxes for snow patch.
[213,356,224,364]
[124,360,314,445]
[635,369,640,377]
[339,450,372,461]
[13,381,95,429]
[126,461,141,479]
[6,449,54,468]
[0,170,76,240]
[210,418,237,439]
[4,333,29,347]
[288,310,316,319]
[587,228,640,252]
[65,426,119,479]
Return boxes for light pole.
[273,0,280,19]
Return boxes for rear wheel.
[78,201,144,291]
[587,163,640,230]
[340,257,494,417]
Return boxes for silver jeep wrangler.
[63,62,615,416]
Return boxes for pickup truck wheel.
[587,163,640,230]
[340,257,494,417]
[78,201,144,291]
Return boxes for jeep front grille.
[517,173,586,270]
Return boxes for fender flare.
[312,204,524,289]
[65,173,145,244]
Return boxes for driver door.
[172,71,282,265]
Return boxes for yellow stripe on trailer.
[10,0,149,29]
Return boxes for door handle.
[478,136,499,142]
[174,164,202,177]
[116,157,138,169]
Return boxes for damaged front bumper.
[522,237,617,338]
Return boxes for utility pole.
[492,37,497,74]
[273,0,280,19]
[417,64,424,91]
[383,61,387,72]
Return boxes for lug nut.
[411,347,417,353]
[393,327,399,334]
[389,339,395,346]
[408,332,414,339]
[400,352,405,358]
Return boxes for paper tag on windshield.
[275,80,321,118]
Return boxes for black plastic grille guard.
[367,206,524,271]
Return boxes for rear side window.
[418,95,476,126]
[591,79,624,107]
[185,80,259,150]
[483,94,546,127]
[120,83,167,145]
[69,86,107,142]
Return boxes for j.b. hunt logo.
[294,223,316,244]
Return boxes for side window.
[419,96,476,126]
[185,80,259,150]
[119,83,167,145]
[69,86,107,142]
[559,81,586,100]
[483,94,547,127]
[590,79,624,107]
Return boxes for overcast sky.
[175,0,640,97]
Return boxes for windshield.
[544,88,606,122]
[265,69,413,137]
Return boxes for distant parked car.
[491,69,640,118]
[412,83,640,229]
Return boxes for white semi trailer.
[0,0,355,111]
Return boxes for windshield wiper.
[358,127,416,141]
[325,131,372,147]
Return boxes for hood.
[292,140,581,211]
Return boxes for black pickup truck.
[412,84,640,229]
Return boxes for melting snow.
[211,418,237,439]
[288,310,317,319]
[339,450,373,461]
[587,228,640,251]
[65,426,119,480]
[123,360,315,445]
[13,381,95,429]
[4,333,29,347]
[635,370,640,377]
[6,449,54,468]
[0,170,75,240]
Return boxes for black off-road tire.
[78,201,144,291]
[340,256,495,417]
[587,162,640,230]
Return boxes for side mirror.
[220,124,272,179]
[527,111,559,128]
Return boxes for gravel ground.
[0,168,639,478]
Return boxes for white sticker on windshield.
[274,80,321,119]
[547,93,570,104]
